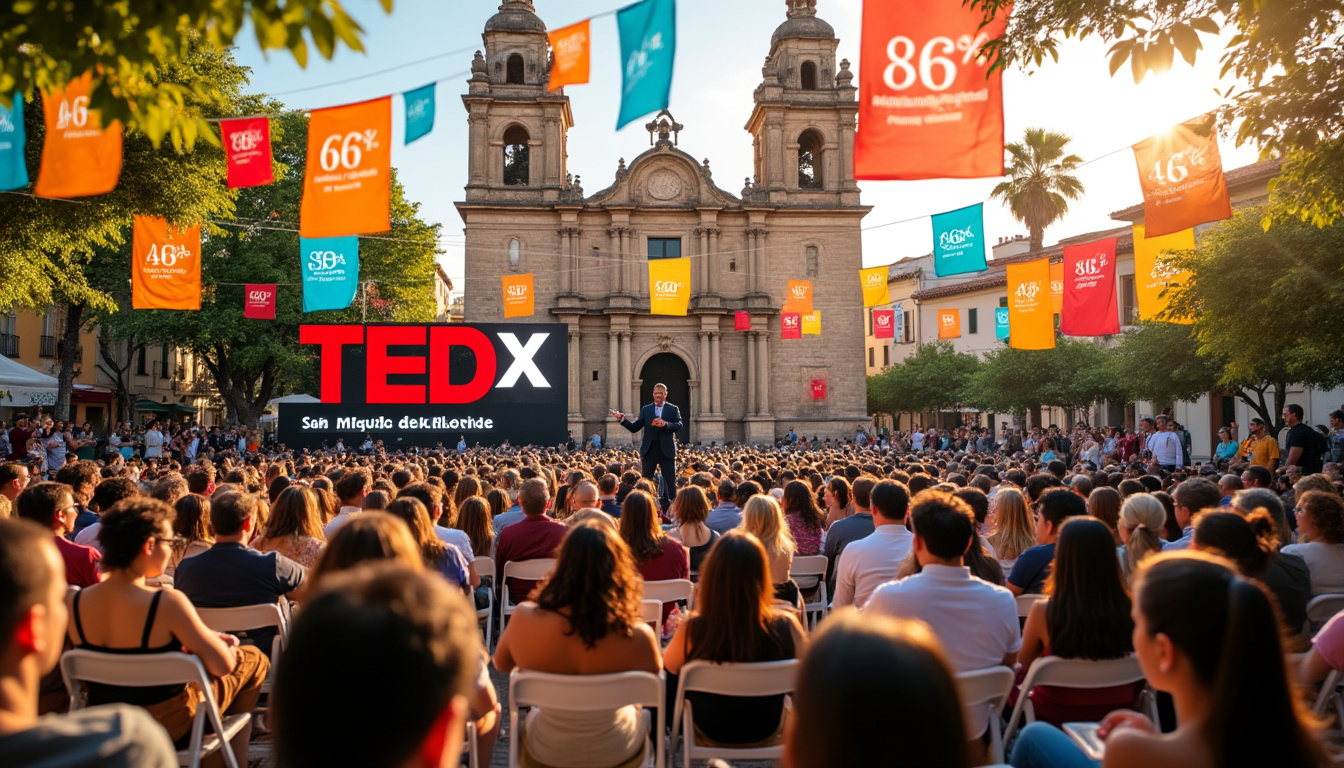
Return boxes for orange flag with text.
[783,280,814,315]
[1132,225,1195,324]
[1050,261,1064,313]
[1132,115,1232,237]
[1007,258,1055,349]
[548,20,591,90]
[502,274,535,318]
[937,309,961,338]
[34,72,123,198]
[300,97,392,238]
[132,216,201,310]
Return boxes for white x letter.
[496,333,550,388]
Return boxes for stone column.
[710,332,722,414]
[757,330,771,416]
[467,112,488,186]
[745,331,757,415]
[706,228,719,295]
[746,230,759,294]
[697,332,711,415]
[695,228,708,294]
[559,228,573,294]
[567,328,581,417]
[839,115,858,190]
[608,331,620,410]
[619,332,632,415]
[607,228,622,294]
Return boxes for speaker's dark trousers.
[641,442,676,511]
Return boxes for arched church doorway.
[640,353,691,443]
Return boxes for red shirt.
[638,537,690,621]
[7,427,30,462]
[495,514,567,604]
[55,535,102,588]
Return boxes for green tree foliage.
[0,0,388,147]
[1107,322,1223,409]
[966,338,1120,418]
[989,128,1085,251]
[866,342,980,419]
[971,0,1344,227]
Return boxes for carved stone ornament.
[657,334,675,352]
[647,169,682,200]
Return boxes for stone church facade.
[456,0,870,445]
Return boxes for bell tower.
[744,0,859,206]
[463,0,575,202]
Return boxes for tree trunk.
[1029,225,1044,252]
[96,332,135,429]
[1235,382,1289,437]
[54,302,85,421]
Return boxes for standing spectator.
[6,415,31,463]
[1214,426,1240,468]
[494,478,566,605]
[1326,410,1344,466]
[1006,488,1087,596]
[15,482,101,588]
[1238,417,1281,470]
[1284,404,1326,475]
[832,480,912,609]
[142,421,163,461]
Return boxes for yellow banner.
[802,311,821,335]
[649,257,691,315]
[1007,257,1055,349]
[860,266,889,307]
[937,309,961,338]
[1050,261,1064,313]
[783,279,813,315]
[502,273,534,318]
[1133,224,1195,323]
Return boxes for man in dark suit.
[611,383,682,510]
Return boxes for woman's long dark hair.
[385,497,447,568]
[1045,517,1133,659]
[826,477,851,510]
[533,520,641,649]
[782,480,825,532]
[1136,553,1330,768]
[686,531,793,663]
[1194,510,1277,579]
[618,490,666,565]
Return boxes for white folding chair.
[500,558,555,632]
[643,578,695,611]
[955,667,1016,764]
[1016,593,1047,618]
[474,555,496,650]
[194,603,287,704]
[1003,656,1154,743]
[61,649,251,768]
[463,719,480,768]
[507,669,665,768]
[671,659,798,768]
[640,599,663,634]
[1305,593,1344,635]
[788,555,828,630]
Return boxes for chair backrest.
[1016,593,1047,617]
[640,599,662,627]
[1306,593,1344,627]
[676,659,799,698]
[195,603,286,635]
[502,558,556,583]
[475,556,496,581]
[1018,656,1145,690]
[643,579,693,605]
[789,555,827,578]
[511,669,664,712]
[955,666,1015,709]
[62,648,211,691]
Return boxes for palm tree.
[990,128,1085,252]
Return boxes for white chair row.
[789,555,829,630]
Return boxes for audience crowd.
[2,414,1344,767]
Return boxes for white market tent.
[0,354,60,408]
[260,393,321,424]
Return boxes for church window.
[508,239,521,270]
[805,245,819,277]
[647,238,682,259]
[503,126,530,186]
[798,130,823,189]
[801,61,817,90]
[506,54,525,84]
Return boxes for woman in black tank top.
[65,497,269,752]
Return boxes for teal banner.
[616,0,676,129]
[0,98,27,191]
[301,236,360,312]
[995,306,1010,339]
[403,83,435,144]
[931,203,988,277]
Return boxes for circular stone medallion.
[647,170,682,200]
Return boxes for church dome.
[771,0,835,46]
[484,0,546,33]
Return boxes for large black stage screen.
[278,323,568,449]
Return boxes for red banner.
[244,284,277,319]
[810,378,827,400]
[735,311,751,331]
[1061,238,1119,337]
[873,309,895,338]
[1132,115,1232,237]
[221,117,273,189]
[855,0,1009,180]
[781,313,802,339]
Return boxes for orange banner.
[937,309,961,338]
[1132,224,1195,324]
[1132,115,1232,237]
[548,20,591,91]
[1007,258,1055,349]
[1050,261,1064,313]
[860,266,889,307]
[502,273,535,318]
[132,216,201,310]
[783,279,813,315]
[300,97,392,238]
[34,73,123,198]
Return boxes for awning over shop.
[134,398,173,414]
[72,386,114,403]
[174,403,198,414]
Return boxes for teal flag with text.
[616,0,676,129]
[301,236,360,312]
[995,307,1010,339]
[404,84,436,144]
[931,203,988,277]
[0,98,27,191]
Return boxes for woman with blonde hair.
[741,494,800,608]
[1118,493,1167,580]
[253,485,327,568]
[987,487,1034,570]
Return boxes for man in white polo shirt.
[866,490,1020,750]
[324,468,370,539]
[831,479,913,609]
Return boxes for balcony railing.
[39,335,56,358]
[0,333,17,357]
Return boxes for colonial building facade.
[457,0,870,444]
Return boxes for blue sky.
[231,0,1259,297]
